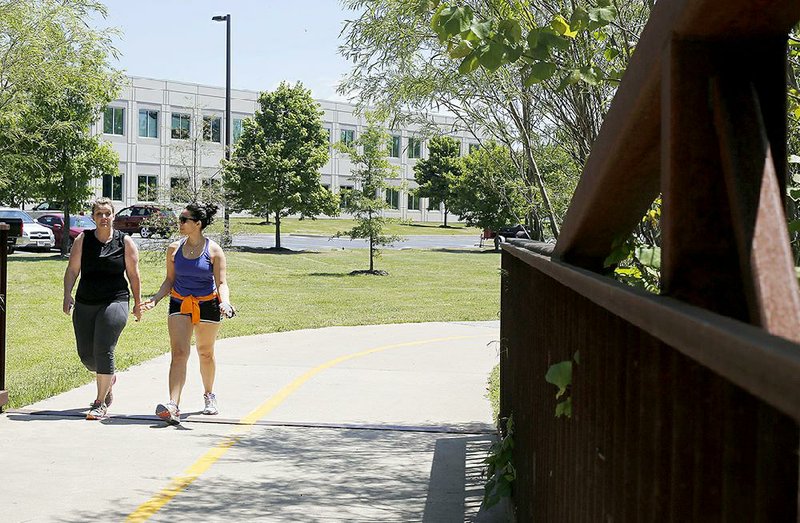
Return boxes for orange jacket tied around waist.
[170,289,218,324]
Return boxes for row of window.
[103,107,244,143]
[105,107,478,159]
[332,185,437,211]
[103,174,438,211]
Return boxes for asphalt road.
[134,232,488,251]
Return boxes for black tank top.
[75,229,130,305]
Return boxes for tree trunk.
[61,157,71,257]
[275,214,281,249]
[368,209,374,271]
[524,152,559,240]
[443,203,448,227]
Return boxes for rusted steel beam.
[554,0,800,269]
[660,39,751,320]
[710,74,800,343]
[504,241,800,421]
[501,249,799,521]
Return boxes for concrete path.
[1,321,505,522]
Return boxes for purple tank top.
[173,238,216,297]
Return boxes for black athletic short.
[169,297,221,323]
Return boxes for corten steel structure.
[500,0,800,520]
[0,223,9,410]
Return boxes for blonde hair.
[91,197,115,215]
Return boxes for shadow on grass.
[7,252,66,262]
[231,246,319,255]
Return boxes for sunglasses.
[179,216,199,223]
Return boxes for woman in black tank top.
[63,198,143,420]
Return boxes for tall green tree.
[339,0,652,239]
[413,135,463,227]
[451,142,531,247]
[337,120,401,274]
[0,0,122,254]
[223,82,338,249]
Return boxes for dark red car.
[113,204,175,237]
[37,213,96,249]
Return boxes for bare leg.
[195,322,222,394]
[167,315,193,406]
[95,373,114,404]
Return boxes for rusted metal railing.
[500,0,800,520]
[0,223,9,410]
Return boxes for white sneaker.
[156,401,180,425]
[203,392,218,415]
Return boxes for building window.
[171,113,191,140]
[138,175,158,201]
[170,177,189,201]
[339,185,354,209]
[138,109,158,138]
[203,116,221,143]
[407,192,420,211]
[384,188,400,209]
[201,178,222,200]
[102,174,123,200]
[389,135,401,158]
[323,127,331,148]
[340,128,355,146]
[468,143,481,154]
[408,137,422,159]
[233,118,243,143]
[104,107,124,135]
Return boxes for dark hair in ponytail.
[185,202,218,230]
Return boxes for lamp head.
[211,15,228,21]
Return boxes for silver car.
[0,208,56,252]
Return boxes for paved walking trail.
[1,321,505,522]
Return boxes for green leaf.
[498,19,522,43]
[635,246,661,270]
[471,20,492,40]
[570,7,589,33]
[436,6,473,39]
[603,47,620,61]
[555,398,572,418]
[789,220,800,234]
[504,43,523,64]
[589,6,617,25]
[578,65,601,85]
[449,40,473,59]
[545,360,572,398]
[597,0,612,7]
[477,42,505,72]
[551,16,576,38]
[523,61,557,87]
[789,188,800,200]
[458,54,480,74]
[526,28,540,49]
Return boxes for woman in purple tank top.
[141,202,235,425]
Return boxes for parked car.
[496,224,531,243]
[113,205,176,237]
[36,213,96,249]
[0,208,55,252]
[27,201,88,220]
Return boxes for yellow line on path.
[126,334,482,522]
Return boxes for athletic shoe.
[105,374,117,407]
[202,392,218,415]
[86,401,107,420]
[156,401,180,425]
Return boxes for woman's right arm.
[140,242,178,312]
[63,233,84,314]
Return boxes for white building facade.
[91,76,480,222]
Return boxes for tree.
[339,0,652,240]
[0,0,122,255]
[451,141,531,247]
[223,82,337,249]
[413,135,462,227]
[336,120,401,274]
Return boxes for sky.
[95,1,357,101]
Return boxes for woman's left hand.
[132,303,143,322]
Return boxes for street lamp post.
[212,13,231,245]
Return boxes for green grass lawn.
[205,217,482,237]
[5,248,500,408]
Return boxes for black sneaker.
[156,401,181,425]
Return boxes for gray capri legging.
[72,300,129,375]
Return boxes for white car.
[0,208,56,252]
